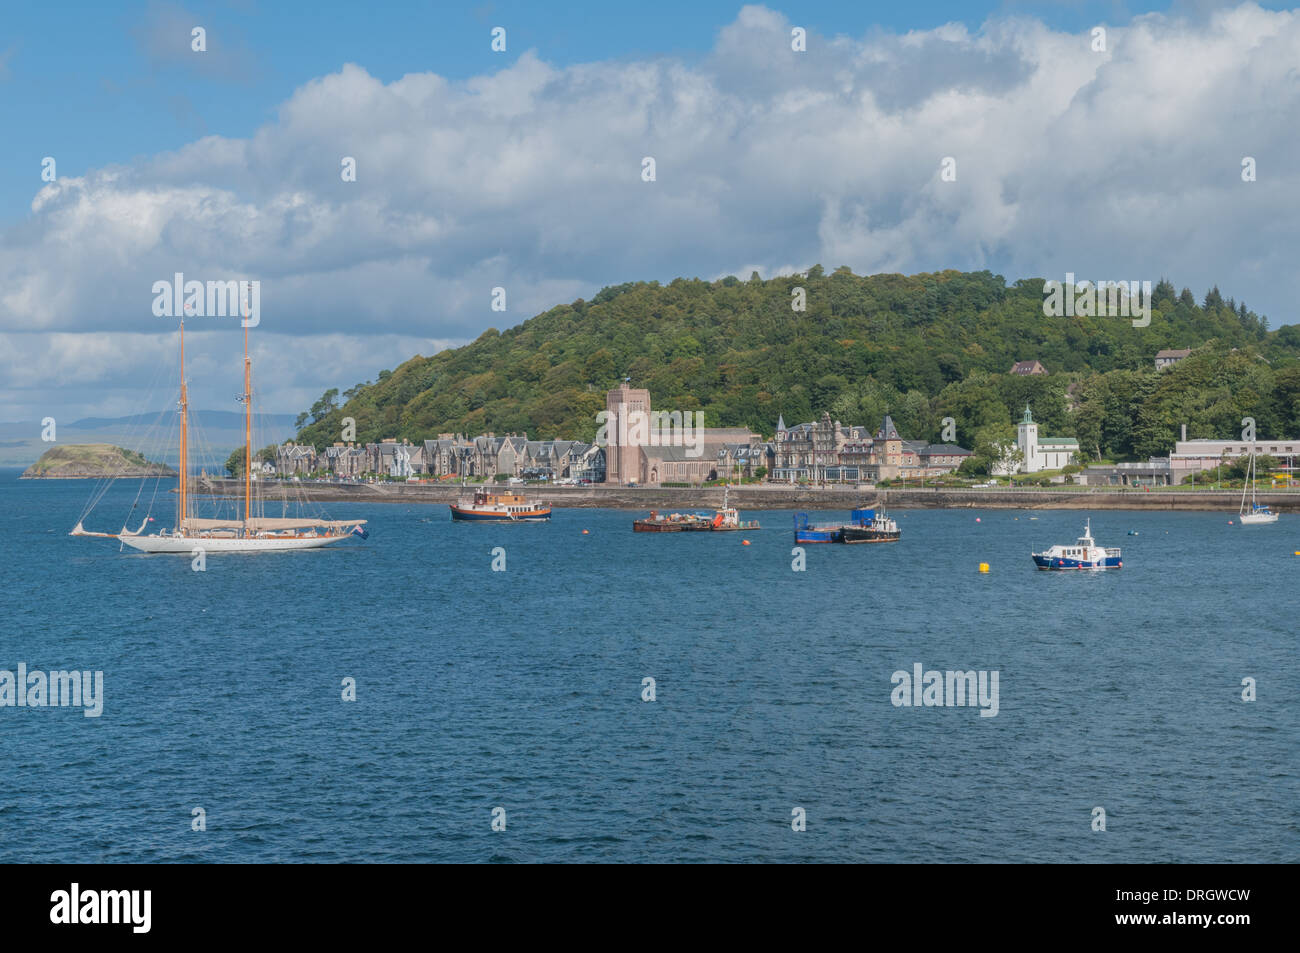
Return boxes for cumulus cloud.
[3,2,1298,420]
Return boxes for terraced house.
[299,433,603,482]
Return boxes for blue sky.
[2,0,1297,422]
[0,0,1259,222]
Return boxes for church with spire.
[1006,404,1079,473]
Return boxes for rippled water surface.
[2,473,1296,862]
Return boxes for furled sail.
[181,517,367,532]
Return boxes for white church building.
[999,405,1079,474]
[998,403,1081,473]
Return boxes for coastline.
[192,477,1293,512]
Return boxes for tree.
[989,439,1024,476]
[309,388,339,423]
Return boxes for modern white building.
[1014,405,1078,473]
[1170,431,1299,483]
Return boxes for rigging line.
[78,330,177,525]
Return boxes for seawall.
[193,478,1293,512]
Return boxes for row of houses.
[274,384,975,486]
[276,434,606,482]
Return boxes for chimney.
[1180,424,1187,442]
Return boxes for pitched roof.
[1010,360,1045,374]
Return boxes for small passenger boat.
[450,487,551,521]
[1031,518,1121,570]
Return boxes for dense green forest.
[292,268,1300,464]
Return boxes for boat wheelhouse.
[708,486,761,531]
[1031,519,1121,570]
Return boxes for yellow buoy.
[979,562,990,573]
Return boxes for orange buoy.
[975,517,981,522]
[582,529,589,534]
[742,539,751,545]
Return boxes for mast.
[1240,450,1252,516]
[243,304,252,526]
[178,320,188,531]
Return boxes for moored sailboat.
[1238,450,1280,525]
[71,311,367,553]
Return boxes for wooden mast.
[243,304,252,526]
[178,319,188,531]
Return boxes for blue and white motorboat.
[1031,518,1122,570]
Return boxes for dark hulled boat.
[840,512,900,543]
[795,507,896,544]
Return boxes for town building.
[1079,460,1174,486]
[1155,348,1192,370]
[302,432,602,482]
[773,413,971,482]
[1170,431,1299,483]
[602,382,762,484]
[275,442,317,475]
[1009,360,1047,375]
[1000,405,1078,474]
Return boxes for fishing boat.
[1238,450,1280,524]
[633,509,711,532]
[1031,519,1121,570]
[450,487,551,521]
[71,313,367,553]
[840,509,900,543]
[708,486,761,532]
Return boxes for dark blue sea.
[2,471,1296,863]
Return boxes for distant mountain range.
[0,410,298,467]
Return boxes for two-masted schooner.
[72,310,367,553]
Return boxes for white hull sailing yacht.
[72,311,367,553]
[1238,450,1280,525]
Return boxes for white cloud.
[3,2,1298,420]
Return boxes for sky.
[1,0,1297,423]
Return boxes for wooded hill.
[292,268,1300,464]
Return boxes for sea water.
[1,472,1295,862]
